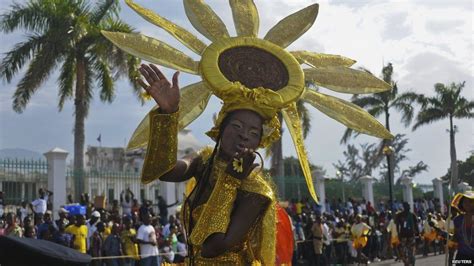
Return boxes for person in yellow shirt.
[295,201,304,215]
[121,216,140,265]
[351,214,371,264]
[65,214,88,253]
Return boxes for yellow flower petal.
[302,88,393,139]
[264,4,319,48]
[101,31,199,74]
[304,66,391,94]
[291,51,356,67]
[127,82,212,151]
[183,0,230,42]
[229,0,259,37]
[125,0,207,55]
[281,103,318,203]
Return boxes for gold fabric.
[141,110,178,184]
[189,160,242,245]
[105,1,396,205]
[125,0,207,55]
[281,103,318,203]
[229,0,259,37]
[302,88,393,140]
[304,66,392,94]
[291,51,356,67]
[183,0,229,42]
[264,4,319,48]
[127,82,211,151]
[184,147,276,265]
[101,31,199,74]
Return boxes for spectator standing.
[37,210,54,239]
[311,215,324,265]
[86,211,101,250]
[30,188,53,222]
[18,201,29,225]
[157,196,178,225]
[121,216,140,266]
[0,191,4,218]
[65,214,88,253]
[121,189,135,216]
[54,207,70,229]
[90,222,105,266]
[103,223,123,266]
[351,214,371,264]
[137,213,159,266]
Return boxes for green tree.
[413,82,474,187]
[0,0,141,199]
[341,63,418,183]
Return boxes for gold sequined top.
[184,147,277,265]
[141,110,276,265]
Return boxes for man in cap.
[86,210,101,252]
[54,207,70,230]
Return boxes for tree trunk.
[449,115,458,189]
[74,57,87,201]
[270,113,285,199]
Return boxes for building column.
[44,148,68,218]
[313,170,326,213]
[458,182,472,193]
[401,176,414,212]
[360,175,375,206]
[432,178,445,214]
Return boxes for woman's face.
[219,110,263,161]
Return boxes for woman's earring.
[254,151,264,174]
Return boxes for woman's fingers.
[150,64,167,81]
[172,71,180,88]
[139,66,154,85]
[141,64,160,83]
[136,78,149,91]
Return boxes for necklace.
[461,215,474,251]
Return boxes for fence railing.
[0,158,48,205]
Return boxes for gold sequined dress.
[141,109,276,265]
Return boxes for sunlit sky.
[0,0,472,185]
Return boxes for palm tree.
[0,0,141,200]
[341,63,418,183]
[413,82,474,188]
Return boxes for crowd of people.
[285,197,455,265]
[0,189,187,266]
[0,188,468,265]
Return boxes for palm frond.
[412,107,447,130]
[0,33,45,82]
[351,95,384,109]
[0,1,49,33]
[12,39,63,113]
[91,0,119,25]
[58,53,76,111]
[94,57,114,103]
[454,98,474,119]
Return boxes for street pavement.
[374,254,446,265]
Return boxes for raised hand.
[226,148,259,180]
[137,64,180,114]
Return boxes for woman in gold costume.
[137,63,276,264]
[102,0,394,264]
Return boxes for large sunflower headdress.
[102,0,393,202]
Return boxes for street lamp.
[336,170,345,202]
[383,145,395,213]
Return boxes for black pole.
[386,154,394,213]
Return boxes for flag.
[97,134,101,143]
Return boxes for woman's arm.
[200,191,270,258]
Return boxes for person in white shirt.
[120,189,135,216]
[137,213,159,266]
[30,188,52,223]
[86,211,101,251]
[19,201,29,225]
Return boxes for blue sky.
[0,0,472,184]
